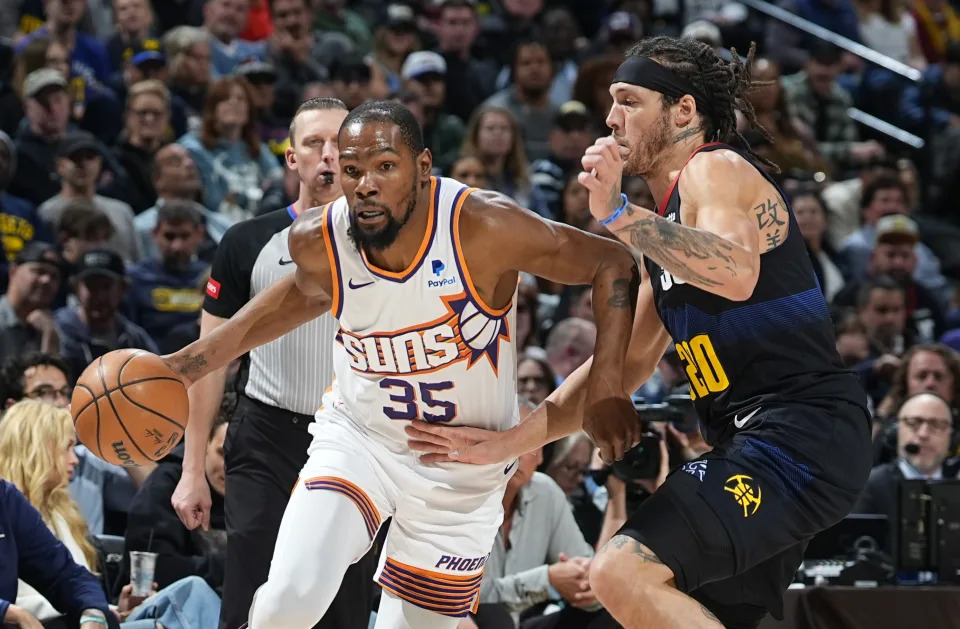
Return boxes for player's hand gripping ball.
[71,349,189,467]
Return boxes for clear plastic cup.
[129,551,158,597]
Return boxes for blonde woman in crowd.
[0,400,220,629]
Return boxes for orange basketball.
[71,349,189,468]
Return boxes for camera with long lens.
[634,393,699,434]
[595,395,698,483]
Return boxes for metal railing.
[739,0,922,82]
[739,0,928,151]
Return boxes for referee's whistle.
[322,172,334,185]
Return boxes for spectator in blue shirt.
[178,77,283,221]
[126,201,208,347]
[16,0,112,86]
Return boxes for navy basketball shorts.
[617,401,872,628]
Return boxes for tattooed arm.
[583,141,784,302]
[163,206,334,385]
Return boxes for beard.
[347,186,418,252]
[622,110,673,178]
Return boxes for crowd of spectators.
[2,0,960,628]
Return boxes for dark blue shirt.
[0,192,53,262]
[0,480,114,627]
[125,257,208,345]
[17,27,112,85]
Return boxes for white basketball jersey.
[321,177,519,452]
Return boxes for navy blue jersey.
[644,143,868,444]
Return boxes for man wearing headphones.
[854,391,957,522]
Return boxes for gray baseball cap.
[23,68,67,99]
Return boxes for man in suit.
[854,391,955,521]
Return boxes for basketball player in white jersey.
[163,100,641,629]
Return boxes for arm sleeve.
[202,223,257,318]
[9,483,111,619]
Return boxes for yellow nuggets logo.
[724,474,761,517]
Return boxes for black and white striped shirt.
[204,205,337,415]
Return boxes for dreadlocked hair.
[625,36,780,173]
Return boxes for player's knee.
[591,535,672,606]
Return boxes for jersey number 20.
[675,335,729,400]
[380,379,458,423]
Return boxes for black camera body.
[610,429,663,481]
[634,394,699,435]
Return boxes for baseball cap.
[13,241,63,268]
[401,51,446,80]
[57,131,101,159]
[555,100,591,131]
[76,248,125,281]
[876,214,919,245]
[235,59,277,82]
[23,68,67,99]
[681,20,722,47]
[384,4,418,31]
[607,11,642,39]
[124,38,164,65]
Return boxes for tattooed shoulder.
[753,194,790,253]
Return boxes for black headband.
[612,56,711,115]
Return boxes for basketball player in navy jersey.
[405,37,873,628]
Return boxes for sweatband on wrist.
[600,194,630,226]
[80,616,108,626]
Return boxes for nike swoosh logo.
[733,407,761,429]
[504,460,517,475]
[278,258,295,266]
[349,279,375,289]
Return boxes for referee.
[171,98,376,629]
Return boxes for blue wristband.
[80,616,108,626]
[600,194,629,226]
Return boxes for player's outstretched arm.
[462,191,639,461]
[163,207,334,385]
[581,138,765,302]
[407,269,672,464]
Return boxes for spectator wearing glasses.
[854,392,957,523]
[111,80,173,214]
[0,352,156,537]
[517,354,557,406]
[0,352,71,409]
